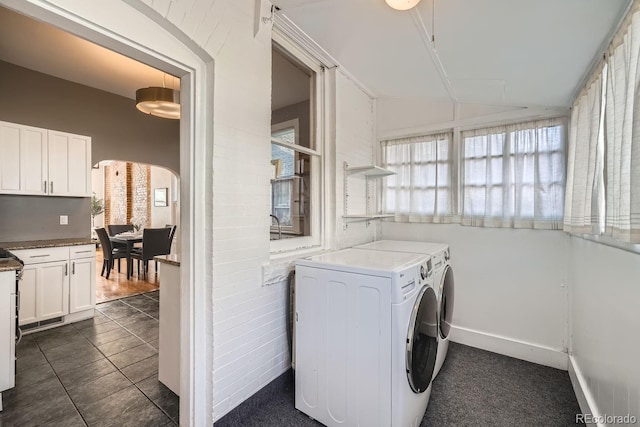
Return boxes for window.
[270,40,323,252]
[461,119,566,229]
[270,121,307,236]
[381,132,454,223]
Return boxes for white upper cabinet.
[0,121,48,195]
[0,121,91,197]
[48,130,91,196]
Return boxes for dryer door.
[406,285,438,393]
[439,265,454,339]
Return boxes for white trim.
[273,13,376,99]
[569,355,602,427]
[449,325,568,370]
[270,32,329,255]
[271,138,320,157]
[1,1,214,425]
[378,106,569,141]
[273,12,337,68]
[272,119,300,146]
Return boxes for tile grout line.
[94,294,177,425]
[31,332,93,426]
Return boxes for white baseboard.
[568,355,601,427]
[449,325,568,370]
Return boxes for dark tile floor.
[0,290,179,426]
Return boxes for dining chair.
[95,228,128,279]
[130,227,172,279]
[107,224,134,236]
[165,224,177,254]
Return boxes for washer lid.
[406,285,438,394]
[296,248,427,277]
[357,240,449,256]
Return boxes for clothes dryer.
[356,240,454,379]
[295,248,438,427]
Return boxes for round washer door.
[439,265,454,339]
[406,285,438,393]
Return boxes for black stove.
[0,248,23,344]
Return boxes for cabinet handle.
[64,263,68,276]
[75,250,93,254]
[44,181,48,194]
[72,262,75,275]
[30,254,50,258]
[50,181,54,194]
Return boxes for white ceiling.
[275,0,631,107]
[0,1,632,110]
[0,6,179,100]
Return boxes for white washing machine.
[295,248,438,427]
[356,240,454,379]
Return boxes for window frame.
[271,119,302,235]
[270,36,326,255]
[381,132,455,222]
[379,117,567,227]
[461,121,566,222]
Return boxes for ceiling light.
[135,86,180,120]
[385,0,421,11]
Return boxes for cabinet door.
[48,130,91,197]
[18,265,38,326]
[37,260,69,321]
[21,126,48,194]
[0,121,47,195]
[69,257,96,313]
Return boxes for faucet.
[270,214,282,240]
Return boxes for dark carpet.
[215,342,584,426]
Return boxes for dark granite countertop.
[154,254,181,267]
[0,259,22,272]
[0,238,95,251]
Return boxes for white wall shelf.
[342,162,395,229]
[345,165,395,177]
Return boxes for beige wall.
[0,60,180,241]
[0,60,179,173]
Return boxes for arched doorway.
[1,1,214,424]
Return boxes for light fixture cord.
[432,0,435,44]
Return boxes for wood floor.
[96,247,160,303]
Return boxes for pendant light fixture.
[385,0,421,11]
[136,74,180,120]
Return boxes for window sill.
[263,245,327,287]
[572,233,640,255]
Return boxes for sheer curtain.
[564,67,606,235]
[605,11,640,243]
[381,132,454,223]
[461,119,566,229]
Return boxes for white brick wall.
[140,0,378,421]
[335,71,379,249]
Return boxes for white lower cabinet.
[36,260,69,321]
[13,245,95,327]
[19,260,68,325]
[69,249,96,313]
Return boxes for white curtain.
[564,67,606,235]
[461,119,566,229]
[382,132,454,223]
[605,11,640,243]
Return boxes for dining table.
[109,233,143,279]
